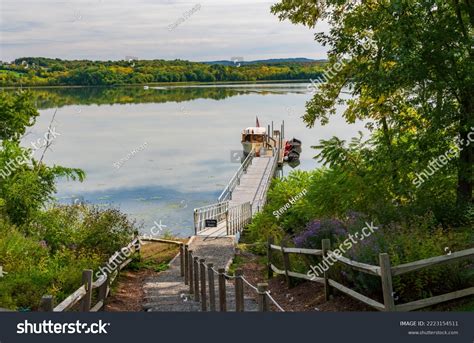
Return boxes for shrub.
[0,205,137,310]
[30,205,137,257]
[330,214,473,302]
[293,218,346,249]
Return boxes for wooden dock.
[194,124,285,239]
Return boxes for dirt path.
[105,241,181,312]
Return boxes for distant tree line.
[0,58,325,86]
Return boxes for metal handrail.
[194,201,229,234]
[218,149,255,202]
[252,147,279,213]
[226,201,252,236]
[250,153,273,207]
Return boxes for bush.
[294,213,473,303]
[0,205,137,310]
[293,218,346,249]
[30,205,137,256]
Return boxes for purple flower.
[293,218,347,248]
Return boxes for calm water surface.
[23,83,365,237]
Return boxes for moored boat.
[241,126,266,155]
[287,137,302,153]
[286,150,300,161]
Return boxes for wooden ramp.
[194,149,279,238]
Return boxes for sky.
[1,0,329,62]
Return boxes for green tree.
[0,92,84,225]
[272,0,473,205]
[0,91,39,141]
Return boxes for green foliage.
[0,90,39,140]
[0,205,136,310]
[336,216,472,302]
[31,205,136,255]
[247,170,315,249]
[248,164,472,302]
[0,219,104,310]
[272,0,473,204]
[0,140,85,226]
[0,58,325,87]
[0,91,138,310]
[128,259,169,273]
[0,91,86,225]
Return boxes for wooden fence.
[267,238,474,312]
[38,237,184,312]
[179,244,284,312]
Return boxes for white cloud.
[1,0,329,61]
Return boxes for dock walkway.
[143,122,286,312]
[194,148,280,238]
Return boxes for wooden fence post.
[80,269,93,312]
[208,263,216,311]
[322,239,331,301]
[257,283,269,312]
[281,240,293,288]
[193,257,200,301]
[134,239,141,260]
[39,295,53,312]
[218,268,227,312]
[267,237,274,279]
[200,259,207,311]
[184,245,189,285]
[97,271,110,308]
[180,244,185,277]
[379,253,396,311]
[188,250,194,294]
[235,269,244,312]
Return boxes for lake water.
[22,83,365,237]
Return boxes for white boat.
[241,126,266,155]
[143,85,149,90]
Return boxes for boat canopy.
[243,127,266,135]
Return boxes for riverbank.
[0,79,312,90]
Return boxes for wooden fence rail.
[268,239,474,312]
[39,237,185,312]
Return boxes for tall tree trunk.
[457,91,474,205]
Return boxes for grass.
[128,241,181,271]
[228,255,245,275]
